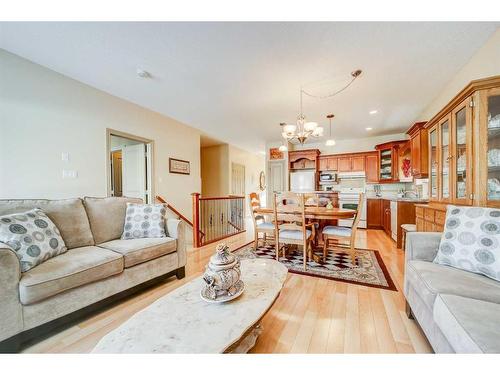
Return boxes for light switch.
[61,152,69,162]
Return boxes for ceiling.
[1,22,498,153]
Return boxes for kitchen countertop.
[366,196,429,203]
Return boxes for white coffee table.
[92,258,287,353]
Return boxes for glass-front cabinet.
[451,97,473,205]
[439,116,451,201]
[484,88,500,207]
[428,98,473,204]
[379,149,393,181]
[422,77,500,214]
[429,126,438,199]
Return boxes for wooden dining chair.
[249,192,275,250]
[273,192,315,271]
[322,193,364,267]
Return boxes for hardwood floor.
[22,228,432,353]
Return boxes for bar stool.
[401,224,416,251]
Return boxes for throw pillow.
[434,205,500,281]
[0,208,68,272]
[121,203,167,239]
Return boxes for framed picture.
[169,158,190,175]
[269,147,284,160]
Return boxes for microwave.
[320,173,337,182]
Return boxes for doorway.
[107,130,154,203]
[231,162,245,196]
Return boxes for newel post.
[191,193,201,248]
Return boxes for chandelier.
[279,69,362,151]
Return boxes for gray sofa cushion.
[83,197,142,244]
[19,246,124,304]
[406,260,500,311]
[0,198,94,249]
[99,237,176,268]
[434,294,500,353]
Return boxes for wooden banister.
[155,195,193,227]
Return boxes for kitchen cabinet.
[427,97,473,205]
[351,155,365,171]
[422,75,500,207]
[367,198,382,228]
[318,156,338,171]
[392,201,417,248]
[415,204,446,232]
[397,140,412,182]
[479,87,500,208]
[406,122,428,178]
[365,153,379,183]
[382,199,391,237]
[288,149,320,170]
[338,157,352,172]
[375,140,408,183]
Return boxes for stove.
[338,187,367,229]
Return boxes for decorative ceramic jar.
[201,243,245,303]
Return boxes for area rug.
[234,243,397,291]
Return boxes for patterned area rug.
[234,243,397,291]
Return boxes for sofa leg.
[176,266,186,280]
[406,301,414,320]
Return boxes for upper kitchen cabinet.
[288,149,320,170]
[406,122,428,179]
[365,152,379,183]
[397,140,412,182]
[374,140,408,183]
[318,155,338,171]
[424,75,500,207]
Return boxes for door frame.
[106,129,155,203]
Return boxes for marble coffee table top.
[92,258,287,353]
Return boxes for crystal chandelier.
[279,69,362,149]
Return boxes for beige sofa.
[404,232,500,353]
[0,197,186,351]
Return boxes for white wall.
[296,133,408,154]
[0,49,201,218]
[200,144,229,197]
[418,28,500,121]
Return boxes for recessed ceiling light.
[136,69,151,78]
[366,127,373,131]
[369,110,378,115]
[258,151,266,155]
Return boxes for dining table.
[253,206,356,220]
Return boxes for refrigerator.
[290,171,316,192]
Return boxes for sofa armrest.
[166,219,186,267]
[405,232,442,262]
[0,245,23,342]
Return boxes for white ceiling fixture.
[0,22,497,152]
[369,110,378,115]
[281,69,362,146]
[136,68,151,78]
[366,127,373,131]
[325,114,336,146]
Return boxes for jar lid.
[209,243,235,266]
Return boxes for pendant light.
[325,114,336,146]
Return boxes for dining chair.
[322,193,364,267]
[249,192,275,250]
[273,192,315,271]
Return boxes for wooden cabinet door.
[365,154,379,183]
[367,199,382,228]
[327,157,338,171]
[318,157,328,171]
[338,157,351,172]
[411,133,421,176]
[351,155,365,171]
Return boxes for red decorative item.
[402,158,411,177]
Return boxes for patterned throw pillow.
[121,203,167,240]
[434,205,500,281]
[0,209,68,272]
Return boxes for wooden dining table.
[253,206,356,220]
